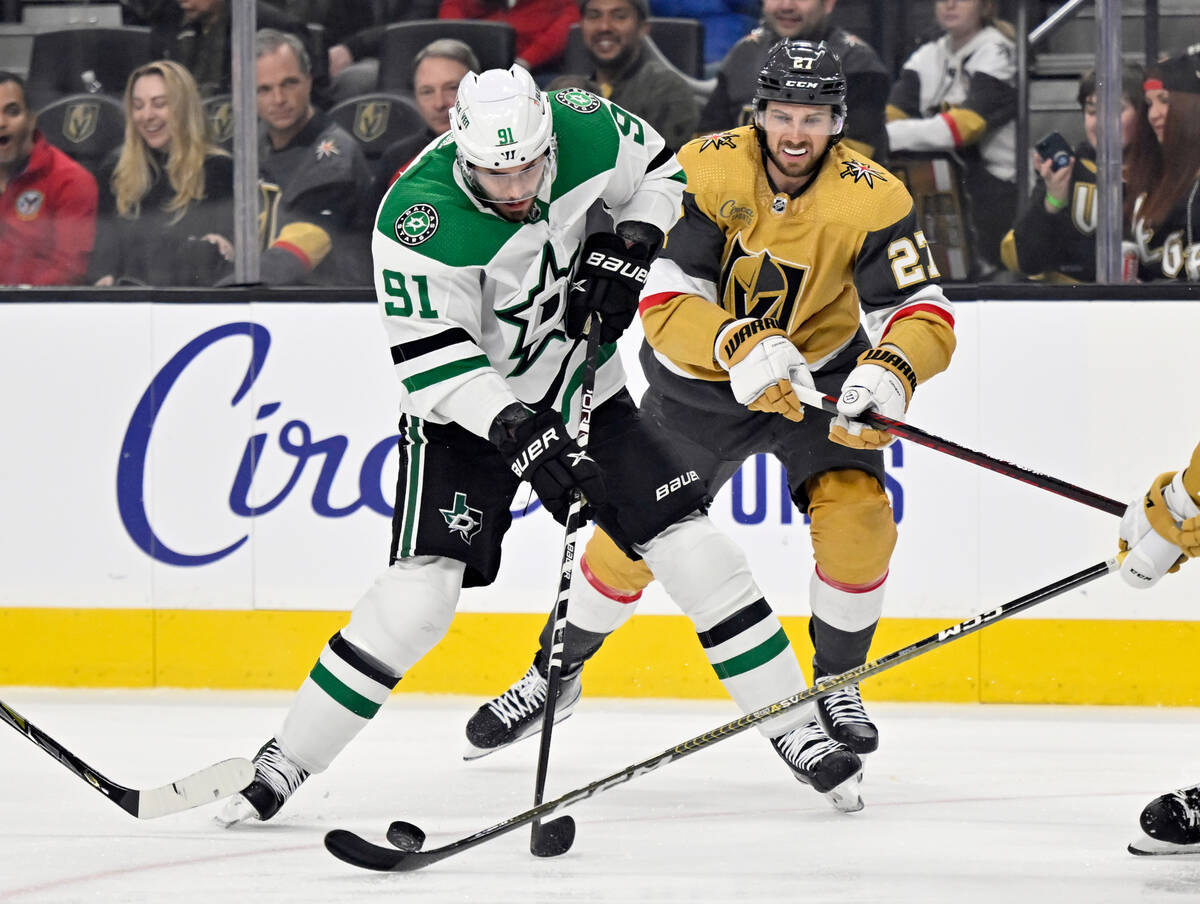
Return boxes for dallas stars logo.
[698,132,738,153]
[395,203,439,246]
[554,88,601,114]
[839,159,887,188]
[440,492,483,544]
[496,242,572,376]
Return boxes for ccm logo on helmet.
[585,251,649,284]
[785,79,819,89]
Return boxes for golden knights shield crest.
[62,101,98,144]
[206,99,234,145]
[353,101,389,143]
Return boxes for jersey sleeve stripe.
[401,355,491,393]
[638,290,680,315]
[390,327,476,364]
[939,111,965,147]
[639,257,717,312]
[882,301,956,336]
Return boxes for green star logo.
[440,492,483,544]
[496,242,573,376]
[554,88,601,114]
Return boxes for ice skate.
[215,739,309,827]
[1128,785,1200,855]
[771,718,864,813]
[814,674,879,754]
[464,663,582,760]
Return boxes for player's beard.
[767,140,825,183]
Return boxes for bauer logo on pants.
[395,204,439,246]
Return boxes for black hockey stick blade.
[0,698,254,818]
[787,376,1125,517]
[324,557,1117,873]
[531,815,576,857]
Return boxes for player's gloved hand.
[565,232,652,345]
[830,346,918,450]
[715,317,808,422]
[1118,470,1200,589]
[490,404,608,524]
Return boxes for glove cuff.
[715,317,787,370]
[1144,472,1189,547]
[857,345,918,403]
[487,402,534,452]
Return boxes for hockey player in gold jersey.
[467,40,956,784]
[1121,442,1200,855]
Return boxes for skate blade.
[824,771,864,813]
[213,793,259,828]
[1128,835,1200,856]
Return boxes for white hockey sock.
[697,598,813,737]
[277,631,400,774]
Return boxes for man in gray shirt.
[698,0,890,161]
[572,0,699,148]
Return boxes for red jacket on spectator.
[438,0,579,72]
[0,131,97,286]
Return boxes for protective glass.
[755,105,846,136]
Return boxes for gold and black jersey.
[639,126,956,384]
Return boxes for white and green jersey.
[371,89,687,439]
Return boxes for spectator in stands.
[255,29,373,285]
[373,39,479,195]
[886,0,1016,277]
[1001,64,1160,283]
[649,0,759,70]
[90,61,234,287]
[327,0,441,100]
[0,71,97,286]
[438,0,579,76]
[567,0,698,148]
[1129,47,1200,283]
[150,0,326,102]
[697,0,890,161]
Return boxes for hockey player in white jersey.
[1121,443,1200,855]
[216,66,863,826]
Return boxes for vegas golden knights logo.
[207,100,233,144]
[720,234,810,330]
[353,101,389,143]
[62,101,98,143]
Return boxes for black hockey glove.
[490,404,609,524]
[565,232,653,345]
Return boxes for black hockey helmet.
[754,39,847,144]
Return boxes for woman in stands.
[91,60,234,287]
[1001,64,1161,282]
[885,0,1016,278]
[1129,46,1200,283]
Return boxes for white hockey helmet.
[449,66,556,201]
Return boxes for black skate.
[215,739,309,827]
[464,663,581,760]
[814,676,879,754]
[771,718,864,812]
[1128,785,1200,855]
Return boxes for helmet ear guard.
[753,39,848,146]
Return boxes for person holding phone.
[1000,64,1160,283]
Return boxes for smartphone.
[1035,132,1073,172]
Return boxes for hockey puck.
[386,820,427,852]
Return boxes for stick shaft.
[790,382,1125,517]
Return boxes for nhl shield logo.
[63,102,98,143]
[354,101,389,143]
[207,99,233,144]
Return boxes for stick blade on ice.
[135,757,255,818]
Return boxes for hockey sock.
[277,631,400,773]
[808,567,886,674]
[698,598,812,737]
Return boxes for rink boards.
[1,296,1197,704]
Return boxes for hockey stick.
[787,373,1125,517]
[0,697,254,819]
[529,316,603,858]
[324,556,1119,871]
